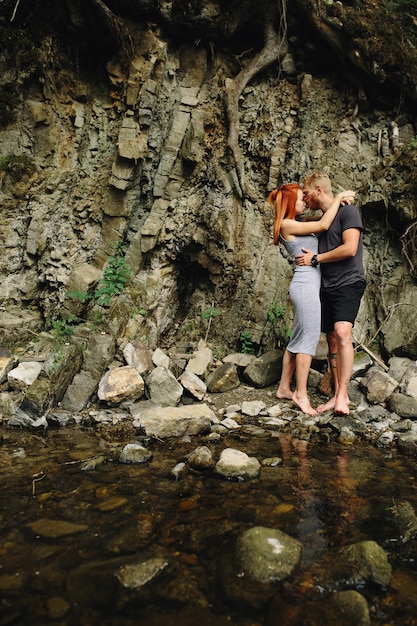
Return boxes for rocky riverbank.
[2,337,417,456]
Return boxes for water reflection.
[1,425,417,625]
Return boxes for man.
[295,171,366,416]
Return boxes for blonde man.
[295,172,366,416]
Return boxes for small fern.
[94,242,131,307]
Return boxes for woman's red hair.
[268,184,302,245]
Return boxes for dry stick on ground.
[352,335,389,372]
[225,17,288,199]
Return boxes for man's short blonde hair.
[303,171,332,195]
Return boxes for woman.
[269,184,355,416]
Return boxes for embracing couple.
[269,171,366,417]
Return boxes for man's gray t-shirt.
[318,204,366,291]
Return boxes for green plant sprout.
[240,330,255,354]
[50,316,77,342]
[94,242,131,307]
[202,304,222,342]
[267,301,291,347]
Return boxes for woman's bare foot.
[292,393,318,416]
[276,388,293,400]
[317,396,336,413]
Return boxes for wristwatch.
[311,254,320,267]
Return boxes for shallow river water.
[1,408,417,626]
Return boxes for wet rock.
[338,426,358,445]
[186,445,214,470]
[331,590,371,626]
[171,461,188,480]
[45,596,70,620]
[391,500,417,542]
[339,540,392,587]
[236,526,302,583]
[396,431,417,456]
[8,408,48,429]
[214,448,260,480]
[116,558,169,589]
[119,443,153,464]
[26,519,88,538]
[106,517,155,554]
[95,496,129,511]
[376,430,395,447]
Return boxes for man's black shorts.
[321,281,366,333]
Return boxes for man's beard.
[307,192,320,210]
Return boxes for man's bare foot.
[317,396,350,415]
[292,393,318,416]
[334,398,350,416]
[276,388,293,400]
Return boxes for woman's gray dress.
[279,233,321,357]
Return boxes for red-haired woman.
[268,184,354,416]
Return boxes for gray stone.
[186,445,214,470]
[340,540,392,587]
[389,393,417,418]
[236,526,302,583]
[145,365,183,406]
[180,369,207,400]
[131,403,214,438]
[360,367,399,403]
[119,443,153,464]
[8,361,43,390]
[214,448,260,480]
[206,362,240,393]
[242,350,283,388]
[186,344,213,378]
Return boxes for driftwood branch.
[225,13,288,198]
[352,335,389,371]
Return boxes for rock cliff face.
[0,0,417,369]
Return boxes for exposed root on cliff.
[225,12,288,199]
[90,0,133,63]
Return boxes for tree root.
[225,15,288,199]
[90,0,133,63]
